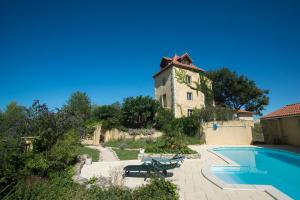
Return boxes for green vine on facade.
[175,69,214,106]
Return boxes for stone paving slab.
[81,145,276,200]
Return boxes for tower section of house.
[153,53,208,118]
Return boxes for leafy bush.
[154,108,174,130]
[133,178,179,200]
[145,145,196,154]
[47,129,80,170]
[10,172,178,200]
[24,129,80,177]
[122,96,160,129]
[25,154,49,176]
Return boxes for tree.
[92,103,121,121]
[122,96,160,129]
[91,103,122,130]
[64,91,91,120]
[0,101,27,136]
[207,68,269,115]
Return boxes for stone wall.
[154,67,173,110]
[203,120,253,145]
[174,67,205,117]
[82,125,163,145]
[261,116,300,146]
[154,66,210,118]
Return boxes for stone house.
[261,103,300,146]
[153,53,211,118]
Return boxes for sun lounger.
[142,154,185,164]
[123,158,181,177]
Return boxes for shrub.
[47,129,80,171]
[145,145,196,154]
[127,128,155,136]
[25,154,49,176]
[10,173,179,200]
[154,108,174,130]
[133,178,179,200]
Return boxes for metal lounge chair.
[142,154,185,164]
[123,158,180,178]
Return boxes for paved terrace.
[81,145,277,200]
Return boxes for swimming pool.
[211,147,300,199]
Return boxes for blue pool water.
[211,147,300,199]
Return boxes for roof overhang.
[261,114,300,120]
[153,62,205,78]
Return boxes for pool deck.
[80,145,299,200]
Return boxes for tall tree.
[122,96,160,128]
[64,91,91,120]
[207,68,269,115]
[0,102,27,135]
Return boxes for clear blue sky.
[1,0,299,115]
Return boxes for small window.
[162,78,166,86]
[186,75,191,84]
[160,94,167,108]
[187,109,193,117]
[187,92,193,100]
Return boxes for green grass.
[105,137,198,154]
[112,148,139,160]
[78,146,100,162]
[104,139,149,149]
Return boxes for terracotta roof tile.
[154,53,204,78]
[261,103,300,119]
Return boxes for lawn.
[105,137,198,154]
[104,136,203,148]
[79,146,100,161]
[104,139,149,149]
[112,148,139,160]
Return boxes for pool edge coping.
[201,147,293,200]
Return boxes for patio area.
[80,145,282,200]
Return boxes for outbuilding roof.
[261,103,300,119]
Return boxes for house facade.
[261,103,300,146]
[153,53,209,118]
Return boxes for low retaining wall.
[139,153,201,160]
[203,120,253,145]
[82,125,163,145]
